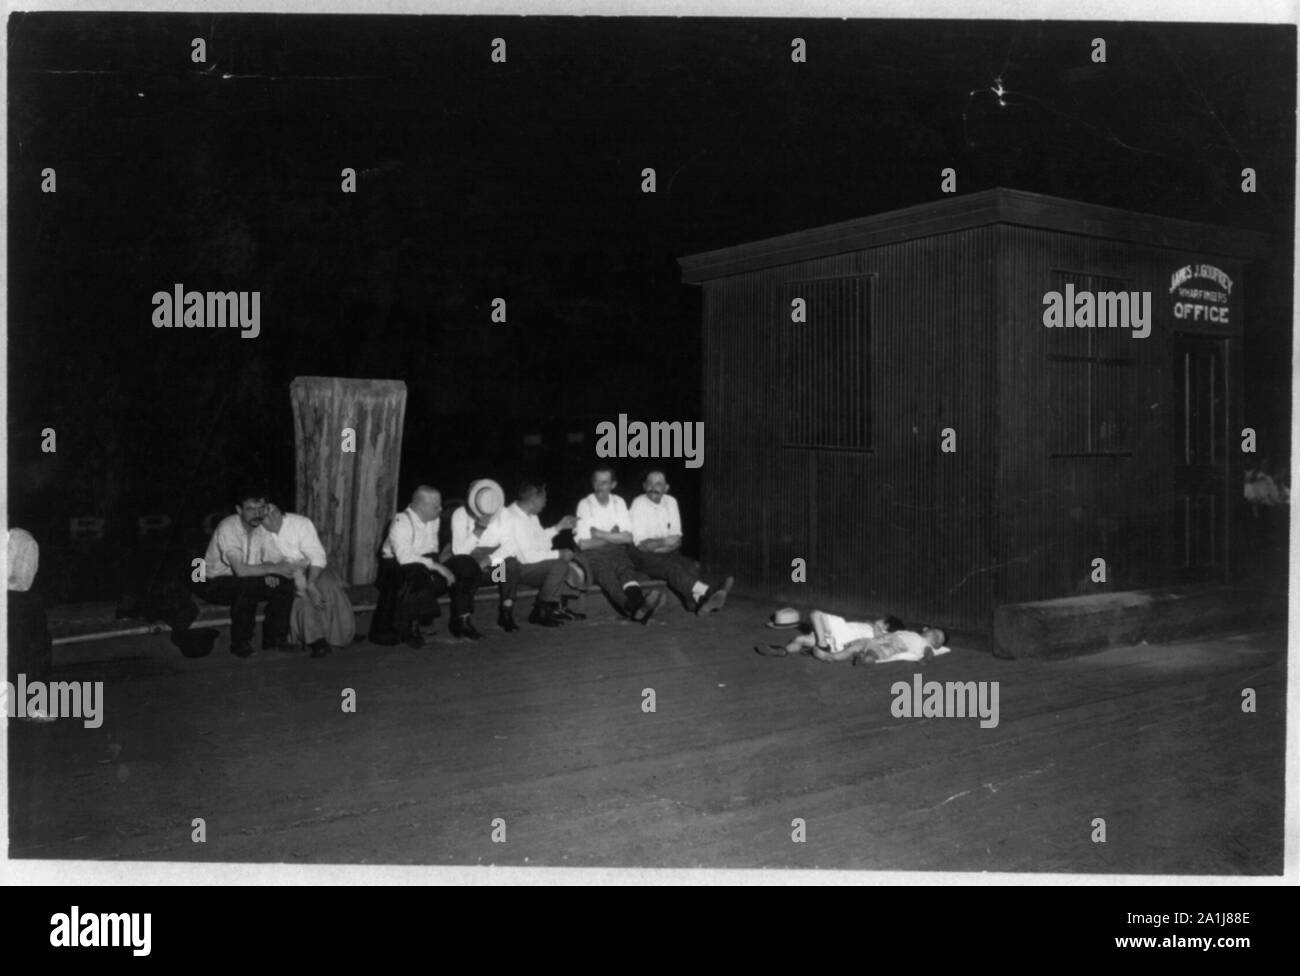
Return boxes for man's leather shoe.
[556,601,587,621]
[697,576,735,616]
[528,602,563,627]
[450,614,483,640]
[230,641,256,658]
[309,639,331,658]
[498,607,520,633]
[632,588,664,624]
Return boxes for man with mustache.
[195,485,297,658]
[629,468,732,615]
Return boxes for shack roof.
[678,187,1271,284]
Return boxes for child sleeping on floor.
[844,625,950,664]
[755,610,903,660]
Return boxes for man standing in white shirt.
[575,465,664,624]
[495,479,580,628]
[629,468,732,615]
[370,485,463,648]
[260,504,356,657]
[194,485,298,658]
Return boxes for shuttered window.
[780,275,872,451]
[1045,271,1134,457]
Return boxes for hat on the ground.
[766,607,801,629]
[467,479,505,520]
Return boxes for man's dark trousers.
[7,588,52,684]
[444,554,516,612]
[581,545,640,612]
[628,549,699,608]
[443,554,487,615]
[197,575,294,648]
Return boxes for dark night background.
[6,14,1295,603]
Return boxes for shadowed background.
[6,14,1294,603]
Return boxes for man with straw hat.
[448,477,520,635]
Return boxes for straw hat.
[766,607,801,629]
[466,479,505,521]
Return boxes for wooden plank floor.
[6,596,1287,874]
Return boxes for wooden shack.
[678,189,1270,634]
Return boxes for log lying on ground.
[993,582,1286,660]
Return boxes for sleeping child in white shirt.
[845,625,950,664]
[757,610,903,661]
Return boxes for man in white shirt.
[629,468,732,616]
[194,485,298,658]
[445,477,519,634]
[370,485,469,648]
[575,465,664,623]
[260,504,355,657]
[495,479,579,628]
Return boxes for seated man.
[194,486,297,658]
[494,480,581,628]
[575,465,663,624]
[847,625,950,665]
[370,485,472,648]
[756,611,903,660]
[260,504,355,658]
[447,478,519,635]
[628,468,732,615]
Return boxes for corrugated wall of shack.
[700,228,1000,631]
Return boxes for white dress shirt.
[380,508,441,570]
[450,505,502,556]
[204,515,270,579]
[575,493,632,543]
[259,512,329,569]
[495,502,560,565]
[630,494,682,546]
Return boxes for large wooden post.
[290,377,407,586]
